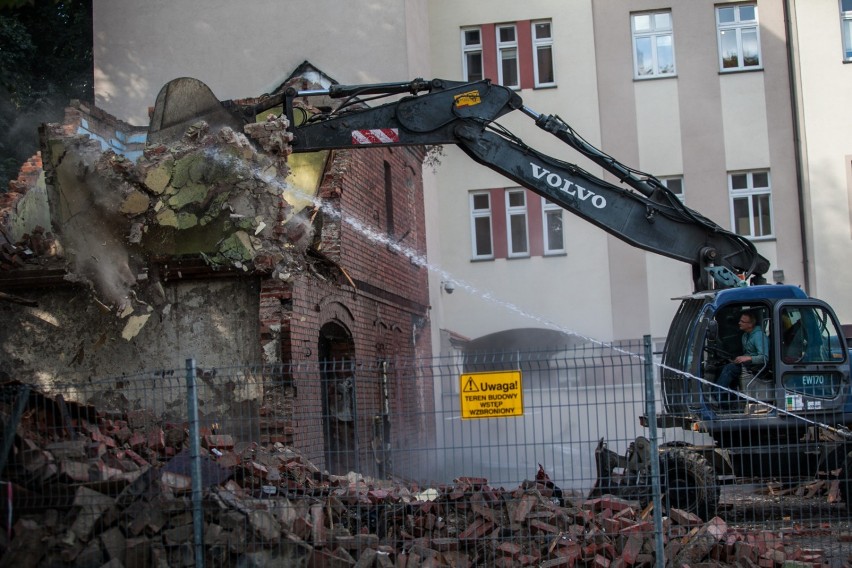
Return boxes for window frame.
[716,4,762,72]
[728,170,774,239]
[461,26,484,82]
[541,197,565,255]
[469,191,494,260]
[631,10,676,79]
[842,0,852,61]
[532,20,556,87]
[505,188,529,257]
[496,24,520,89]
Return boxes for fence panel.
[0,343,850,566]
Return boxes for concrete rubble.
[0,385,839,567]
[0,101,327,349]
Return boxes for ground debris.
[0,384,843,567]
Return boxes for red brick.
[458,519,494,540]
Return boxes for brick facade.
[260,146,434,478]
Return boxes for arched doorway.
[318,322,357,475]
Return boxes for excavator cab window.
[779,305,845,364]
[660,299,708,411]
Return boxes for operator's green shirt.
[742,327,768,366]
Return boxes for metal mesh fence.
[1,339,851,566]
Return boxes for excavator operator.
[715,311,768,407]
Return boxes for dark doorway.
[318,322,357,475]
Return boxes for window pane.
[843,19,852,58]
[508,191,525,207]
[739,5,756,22]
[464,29,480,46]
[654,12,672,31]
[742,28,760,66]
[756,194,772,236]
[720,30,739,68]
[472,194,489,210]
[718,7,735,24]
[534,22,551,39]
[501,50,518,86]
[634,14,651,32]
[466,52,483,81]
[499,26,516,42]
[656,35,674,73]
[752,172,769,188]
[546,211,563,251]
[474,217,492,256]
[536,46,554,83]
[844,0,852,12]
[635,37,653,76]
[510,214,528,253]
[664,178,683,195]
[731,173,748,190]
[733,197,750,234]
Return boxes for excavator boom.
[148,76,769,290]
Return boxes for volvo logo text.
[530,164,607,209]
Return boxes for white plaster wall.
[635,81,684,176]
[93,0,430,125]
[792,0,852,322]
[721,73,771,171]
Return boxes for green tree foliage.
[0,0,92,189]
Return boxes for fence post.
[186,358,205,568]
[643,336,665,568]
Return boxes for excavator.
[149,76,852,519]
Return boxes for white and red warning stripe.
[351,128,400,145]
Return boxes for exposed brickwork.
[1,153,43,244]
[6,152,42,194]
[260,145,434,477]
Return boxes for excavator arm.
[149,77,769,290]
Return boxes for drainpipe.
[783,0,812,293]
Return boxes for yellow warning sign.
[454,90,482,107]
[460,370,523,419]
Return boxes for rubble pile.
[35,110,319,322]
[0,225,58,272]
[58,116,311,268]
[0,386,837,567]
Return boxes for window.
[532,21,555,87]
[716,4,761,71]
[383,161,394,236]
[542,198,564,254]
[842,0,852,61]
[505,189,529,256]
[497,24,519,88]
[632,11,676,78]
[460,19,556,90]
[729,171,772,238]
[661,176,684,203]
[470,192,493,259]
[462,27,483,82]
